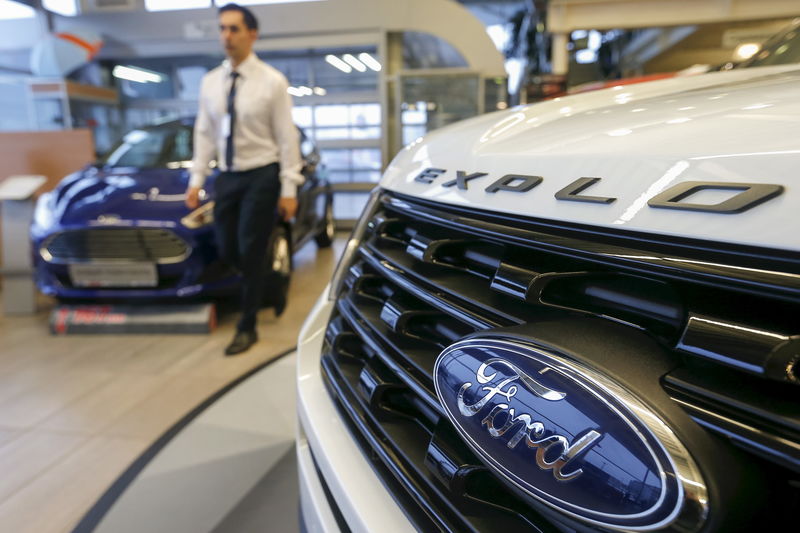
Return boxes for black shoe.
[225,330,258,356]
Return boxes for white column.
[551,33,569,76]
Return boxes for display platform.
[50,303,216,334]
[72,351,298,533]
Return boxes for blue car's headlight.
[181,201,215,229]
[33,191,56,229]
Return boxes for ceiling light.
[342,54,366,72]
[220,0,327,5]
[43,0,78,16]
[325,54,352,73]
[575,49,596,64]
[313,87,327,96]
[734,42,760,60]
[358,53,381,71]
[287,86,304,97]
[298,86,313,96]
[145,0,210,12]
[0,1,35,19]
[112,65,163,84]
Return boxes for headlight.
[33,191,56,229]
[181,201,215,229]
[328,187,382,301]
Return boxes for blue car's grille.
[42,228,189,264]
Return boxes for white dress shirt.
[190,53,304,198]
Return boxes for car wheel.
[315,200,335,248]
[262,225,292,316]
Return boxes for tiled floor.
[0,238,343,533]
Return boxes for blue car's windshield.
[98,124,193,168]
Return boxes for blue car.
[31,118,334,309]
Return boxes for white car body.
[297,63,800,532]
[384,64,800,250]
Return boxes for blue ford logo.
[434,337,706,531]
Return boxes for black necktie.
[225,71,240,171]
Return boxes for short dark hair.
[218,3,259,32]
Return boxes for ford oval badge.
[434,338,707,531]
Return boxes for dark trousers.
[213,163,281,332]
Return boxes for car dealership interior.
[0,1,799,532]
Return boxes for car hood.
[47,166,198,226]
[382,65,800,252]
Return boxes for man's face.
[219,10,257,61]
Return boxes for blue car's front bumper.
[31,223,239,300]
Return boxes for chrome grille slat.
[358,246,509,330]
[336,296,446,418]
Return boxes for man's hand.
[278,197,298,221]
[185,186,201,209]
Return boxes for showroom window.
[319,148,381,184]
[312,103,381,141]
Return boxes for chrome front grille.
[42,228,189,264]
[321,191,800,532]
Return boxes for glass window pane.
[351,170,381,182]
[292,105,312,128]
[315,127,350,140]
[327,170,353,183]
[351,149,381,170]
[177,66,207,100]
[350,126,380,139]
[320,149,350,170]
[403,32,468,69]
[315,105,349,127]
[402,109,427,125]
[400,75,479,143]
[262,55,311,87]
[0,80,31,130]
[169,127,193,162]
[349,103,381,126]
[333,192,370,220]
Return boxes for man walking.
[186,3,303,356]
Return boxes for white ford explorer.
[296,21,800,533]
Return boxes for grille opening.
[541,274,684,341]
[43,228,188,263]
[432,241,504,279]
[681,286,800,341]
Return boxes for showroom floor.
[0,238,344,533]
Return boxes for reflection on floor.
[0,238,343,533]
[88,354,299,533]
